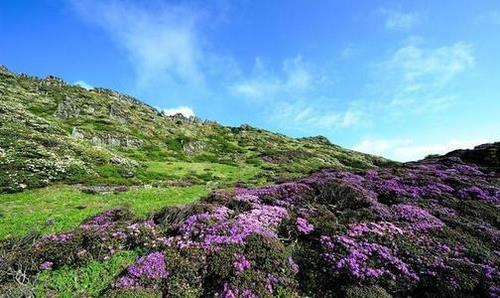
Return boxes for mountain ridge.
[0,64,393,193]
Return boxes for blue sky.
[1,0,499,161]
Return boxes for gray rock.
[183,141,205,155]
[54,97,80,119]
[71,127,85,139]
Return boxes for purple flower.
[221,283,237,298]
[347,222,403,238]
[115,252,168,290]
[115,276,139,289]
[489,286,500,298]
[170,204,288,249]
[233,254,251,273]
[128,252,168,279]
[41,232,74,243]
[458,186,499,203]
[39,261,53,270]
[296,217,314,235]
[391,204,444,231]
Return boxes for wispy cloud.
[71,1,212,87]
[231,55,363,130]
[162,106,195,117]
[230,56,315,100]
[379,9,421,31]
[274,100,364,130]
[352,138,492,161]
[372,39,474,114]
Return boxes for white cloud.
[374,40,474,113]
[231,55,366,131]
[162,106,195,117]
[386,41,474,84]
[230,56,315,100]
[74,80,92,90]
[274,100,364,130]
[379,9,421,30]
[353,138,493,162]
[72,1,206,87]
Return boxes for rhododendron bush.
[1,149,499,297]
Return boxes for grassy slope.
[0,66,392,193]
[0,185,207,239]
[0,65,392,239]
[34,251,141,298]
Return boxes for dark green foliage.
[163,248,205,297]
[345,285,391,298]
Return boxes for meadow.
[0,185,207,239]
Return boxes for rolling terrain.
[0,66,498,297]
[0,65,390,241]
[0,64,390,194]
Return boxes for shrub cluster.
[1,155,499,297]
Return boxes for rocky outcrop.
[0,65,12,75]
[298,135,332,145]
[71,127,85,139]
[445,142,500,172]
[182,140,205,156]
[166,113,200,125]
[54,97,80,119]
[42,75,66,88]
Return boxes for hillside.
[0,65,391,194]
[1,66,498,298]
[1,141,498,297]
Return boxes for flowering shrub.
[296,217,314,235]
[233,254,251,273]
[115,252,168,290]
[2,150,499,297]
[391,203,445,231]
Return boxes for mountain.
[0,65,391,193]
[1,65,498,297]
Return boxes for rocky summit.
[0,66,499,298]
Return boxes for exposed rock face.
[54,97,80,119]
[42,75,66,87]
[166,113,200,125]
[71,127,85,139]
[298,135,332,145]
[0,65,11,75]
[93,88,158,114]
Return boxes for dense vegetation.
[0,66,498,297]
[2,142,499,297]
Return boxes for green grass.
[137,161,260,183]
[34,250,140,298]
[0,185,208,239]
